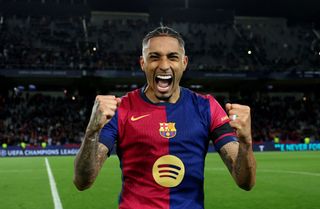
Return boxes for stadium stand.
[0,92,87,147]
[1,91,319,147]
[0,1,319,148]
[1,15,320,72]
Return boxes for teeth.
[156,75,172,80]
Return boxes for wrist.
[85,129,100,142]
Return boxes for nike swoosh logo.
[131,114,150,121]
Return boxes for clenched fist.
[225,103,252,144]
[86,95,121,134]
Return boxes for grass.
[0,152,319,209]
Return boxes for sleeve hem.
[214,136,238,151]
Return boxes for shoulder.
[182,87,212,100]
[181,87,215,123]
[181,88,226,113]
[119,88,141,108]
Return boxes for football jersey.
[100,87,237,209]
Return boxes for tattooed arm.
[73,95,121,191]
[219,103,256,191]
[73,132,109,191]
[219,140,256,191]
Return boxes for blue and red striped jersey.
[100,87,237,209]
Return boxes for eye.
[149,55,159,61]
[169,56,179,61]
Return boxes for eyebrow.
[148,52,180,57]
[167,52,180,57]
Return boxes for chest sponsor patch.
[152,155,185,187]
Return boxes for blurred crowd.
[0,92,89,147]
[0,91,319,147]
[242,94,320,144]
[0,15,319,72]
[0,14,319,147]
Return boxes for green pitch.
[0,152,319,209]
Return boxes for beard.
[155,94,172,102]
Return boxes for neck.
[144,85,181,104]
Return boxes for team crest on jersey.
[159,122,176,138]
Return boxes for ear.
[182,55,188,72]
[139,56,145,72]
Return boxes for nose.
[159,57,170,71]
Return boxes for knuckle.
[228,109,235,114]
[96,95,103,100]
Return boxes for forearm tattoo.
[219,141,239,174]
[219,141,256,190]
[74,133,108,189]
[235,146,243,178]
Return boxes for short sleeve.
[208,96,237,151]
[99,111,118,155]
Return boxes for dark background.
[1,0,320,22]
[90,0,320,20]
[1,0,320,93]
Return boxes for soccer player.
[74,26,256,209]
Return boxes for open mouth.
[155,75,173,92]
